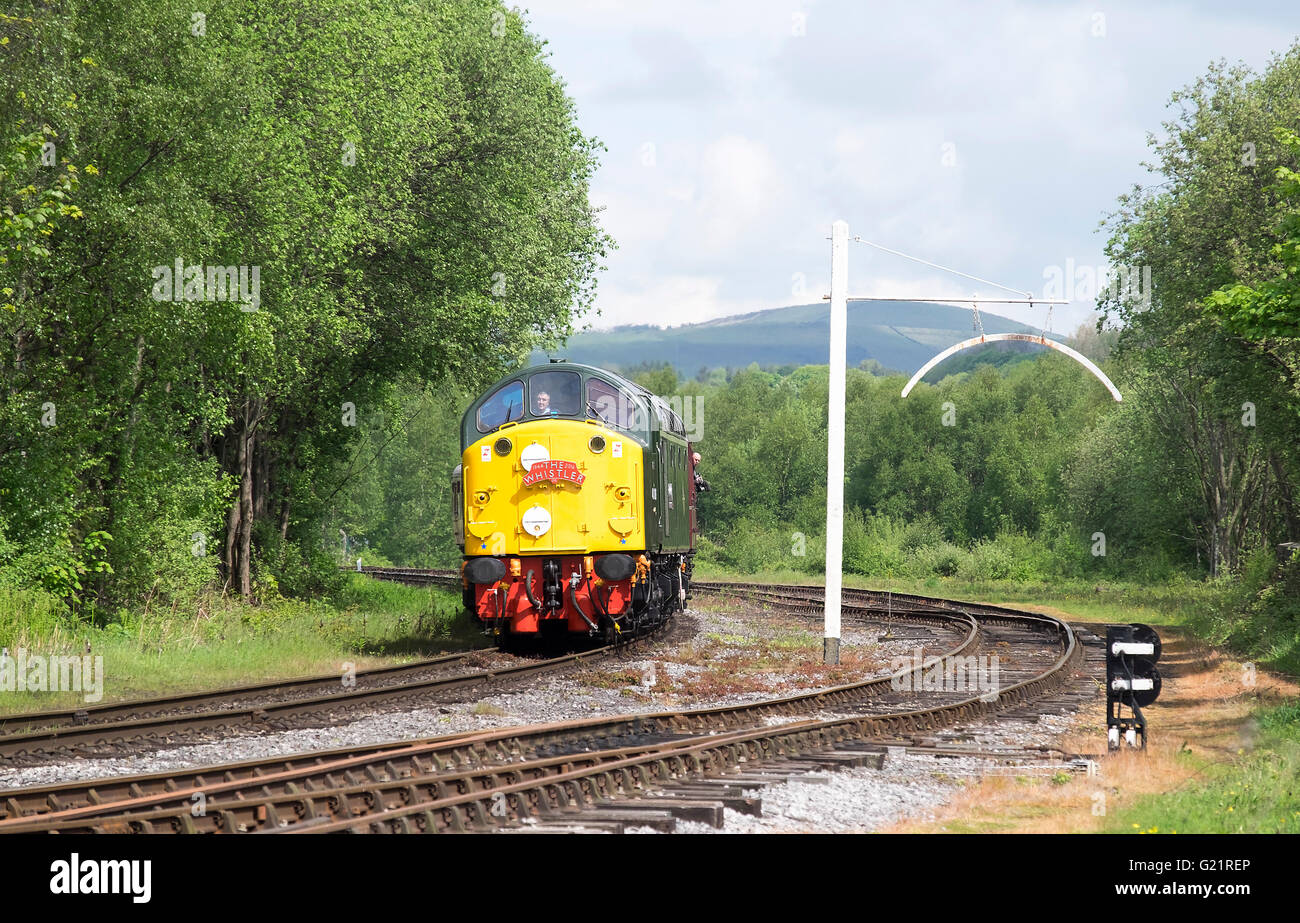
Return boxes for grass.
[1103,702,1300,834]
[695,563,1228,630]
[693,555,1300,675]
[0,574,482,713]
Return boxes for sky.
[519,0,1299,332]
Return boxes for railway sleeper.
[648,787,762,816]
[569,809,676,832]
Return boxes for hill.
[536,301,1060,376]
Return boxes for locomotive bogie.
[463,551,690,641]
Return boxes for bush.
[900,517,945,554]
[257,528,347,601]
[843,511,907,576]
[794,530,827,575]
[917,541,965,577]
[1181,548,1300,673]
[698,519,799,574]
[963,538,1016,580]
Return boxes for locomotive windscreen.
[476,380,524,433]
[587,377,644,432]
[529,370,581,416]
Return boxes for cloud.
[581,275,751,329]
[521,0,1299,333]
[694,135,783,255]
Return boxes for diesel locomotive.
[451,360,698,645]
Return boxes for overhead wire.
[849,236,1033,299]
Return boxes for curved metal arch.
[900,333,1122,401]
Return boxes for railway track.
[0,570,733,763]
[0,595,980,827]
[0,580,1092,833]
[0,567,693,763]
[353,566,459,588]
[0,640,663,764]
[0,649,484,738]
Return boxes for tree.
[0,0,610,605]
[1100,47,1300,574]
[1205,129,1300,343]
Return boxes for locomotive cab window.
[650,398,684,436]
[476,380,524,433]
[586,378,643,431]
[529,370,580,417]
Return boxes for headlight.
[494,436,512,456]
[520,442,549,471]
[589,435,606,453]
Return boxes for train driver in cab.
[535,390,556,415]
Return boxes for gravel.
[632,751,994,834]
[0,596,1099,836]
[0,599,950,790]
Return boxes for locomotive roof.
[476,360,655,401]
[460,359,674,449]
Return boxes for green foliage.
[0,1,608,606]
[1260,699,1300,732]
[682,353,1152,580]
[1205,127,1300,341]
[916,541,964,577]
[0,124,85,268]
[843,510,906,577]
[1184,549,1300,672]
[624,362,679,396]
[325,381,467,569]
[699,518,803,574]
[1100,47,1300,578]
[256,526,346,601]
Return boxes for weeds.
[0,574,477,712]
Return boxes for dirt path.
[886,622,1299,833]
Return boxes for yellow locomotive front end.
[461,418,644,557]
[453,361,682,644]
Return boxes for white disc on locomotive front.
[520,442,549,472]
[521,505,551,537]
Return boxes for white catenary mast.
[823,220,848,665]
